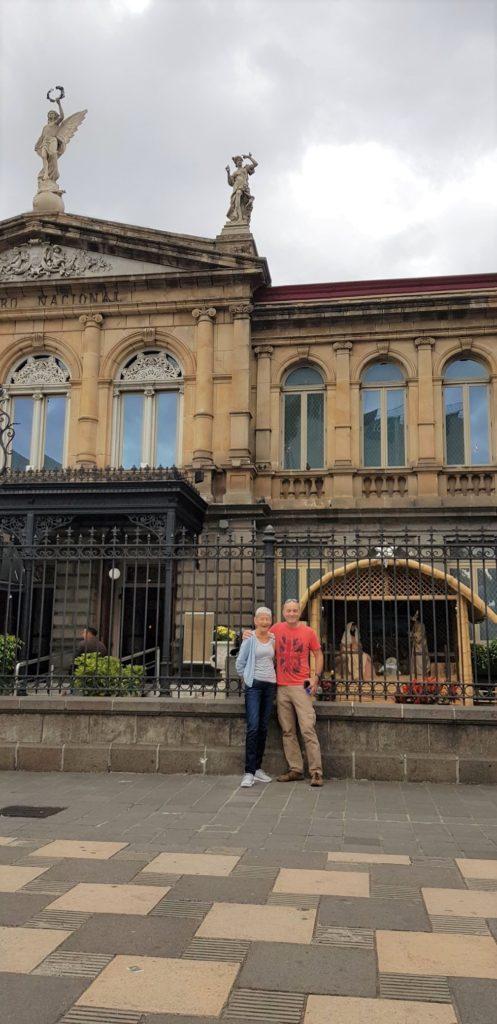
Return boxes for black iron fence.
[0,524,496,703]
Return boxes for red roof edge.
[254,271,497,304]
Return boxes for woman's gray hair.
[254,606,272,618]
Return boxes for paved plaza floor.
[1,772,497,1023]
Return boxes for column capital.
[192,306,216,322]
[414,336,435,348]
[254,344,274,358]
[79,313,104,329]
[230,303,253,320]
[332,340,353,352]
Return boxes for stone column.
[229,304,253,464]
[77,313,103,466]
[332,341,352,466]
[254,344,273,467]
[192,306,216,465]
[31,392,43,468]
[415,337,436,463]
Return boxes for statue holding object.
[225,153,258,228]
[409,611,430,680]
[33,87,87,214]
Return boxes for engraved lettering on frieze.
[0,244,110,282]
[119,350,183,384]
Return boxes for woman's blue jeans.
[244,679,276,774]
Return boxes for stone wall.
[1,697,496,783]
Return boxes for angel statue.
[33,87,87,213]
[225,153,258,227]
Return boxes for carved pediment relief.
[0,243,174,282]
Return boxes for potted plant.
[211,625,236,679]
[472,640,497,704]
[73,652,144,696]
[0,634,23,694]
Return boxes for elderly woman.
[236,607,276,788]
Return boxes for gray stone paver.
[1,772,497,1021]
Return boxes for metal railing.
[0,523,495,703]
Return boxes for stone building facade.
[1,211,496,526]
[0,210,496,693]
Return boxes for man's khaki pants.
[276,685,323,775]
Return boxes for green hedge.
[0,634,23,693]
[73,653,144,696]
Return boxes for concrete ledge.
[0,698,496,782]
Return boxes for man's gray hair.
[283,598,300,607]
[255,606,272,618]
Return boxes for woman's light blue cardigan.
[235,635,257,687]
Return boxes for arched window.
[6,354,70,470]
[282,365,324,470]
[113,349,183,468]
[443,357,490,466]
[361,361,406,467]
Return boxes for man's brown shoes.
[310,772,324,787]
[277,770,304,782]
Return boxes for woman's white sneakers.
[241,769,273,787]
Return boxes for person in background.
[244,598,324,787]
[75,626,107,659]
[236,607,276,788]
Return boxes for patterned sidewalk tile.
[196,902,316,944]
[422,887,497,918]
[456,858,497,879]
[33,950,113,978]
[328,852,411,865]
[30,841,128,860]
[237,940,376,996]
[223,988,305,1022]
[0,864,49,892]
[273,868,369,897]
[377,931,497,979]
[76,954,239,1015]
[305,994,457,1022]
[47,883,170,916]
[0,925,70,973]
[142,852,240,876]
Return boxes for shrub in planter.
[214,626,236,643]
[73,653,143,696]
[471,640,497,702]
[0,634,23,693]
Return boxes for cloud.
[255,142,497,281]
[0,0,495,284]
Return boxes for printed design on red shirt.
[277,633,306,676]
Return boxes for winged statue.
[35,87,87,185]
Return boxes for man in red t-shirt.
[244,599,324,786]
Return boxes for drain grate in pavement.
[21,878,74,897]
[34,951,113,978]
[465,878,497,891]
[430,914,490,935]
[379,973,451,1003]
[223,988,305,1022]
[232,864,278,879]
[149,897,212,918]
[182,937,250,962]
[267,892,320,910]
[370,882,421,900]
[130,873,180,887]
[59,1009,143,1024]
[0,805,66,818]
[312,924,374,949]
[25,910,91,930]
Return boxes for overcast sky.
[1,0,496,284]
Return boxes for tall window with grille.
[282,365,325,470]
[5,354,70,470]
[361,361,406,467]
[443,357,491,466]
[112,349,183,468]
